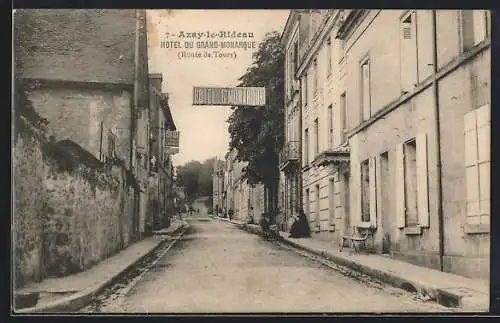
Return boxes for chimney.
[149,73,163,92]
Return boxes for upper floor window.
[340,91,347,143]
[313,59,318,95]
[461,10,489,52]
[400,10,418,93]
[314,118,319,156]
[360,57,371,121]
[304,128,309,164]
[327,105,333,148]
[303,73,309,107]
[326,37,332,77]
[293,41,299,73]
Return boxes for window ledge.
[463,223,489,235]
[358,222,373,229]
[404,226,422,235]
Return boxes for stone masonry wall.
[14,115,137,288]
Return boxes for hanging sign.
[193,87,266,107]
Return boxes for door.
[329,178,335,231]
[380,152,391,253]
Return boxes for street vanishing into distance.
[80,202,457,313]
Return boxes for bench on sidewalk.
[340,226,370,252]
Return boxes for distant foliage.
[176,157,221,201]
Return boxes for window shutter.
[362,62,371,120]
[395,143,406,228]
[352,160,362,227]
[477,104,490,220]
[473,10,487,45]
[476,103,490,163]
[136,116,146,152]
[369,156,377,228]
[416,133,429,227]
[464,110,479,219]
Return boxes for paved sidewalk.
[15,219,188,313]
[228,221,489,312]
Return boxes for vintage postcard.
[12,9,491,314]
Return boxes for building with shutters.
[212,158,225,215]
[147,73,177,231]
[281,9,490,279]
[335,9,490,279]
[281,10,352,244]
[220,148,265,223]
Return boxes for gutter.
[431,10,445,272]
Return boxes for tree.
[175,157,221,202]
[227,31,284,220]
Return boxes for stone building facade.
[281,9,490,279]
[12,9,174,288]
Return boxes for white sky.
[147,9,289,166]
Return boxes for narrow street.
[80,216,456,313]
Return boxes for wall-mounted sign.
[165,147,180,155]
[164,130,180,147]
[193,87,266,107]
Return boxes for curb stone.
[15,222,189,314]
[233,222,487,311]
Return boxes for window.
[287,48,293,96]
[304,128,309,164]
[360,157,377,226]
[395,134,429,229]
[461,10,489,52]
[327,105,333,148]
[361,159,370,222]
[340,92,347,143]
[400,10,418,93]
[313,59,318,94]
[314,118,319,156]
[464,104,490,227]
[303,74,309,107]
[360,58,371,121]
[326,37,332,76]
[107,133,116,160]
[293,41,299,73]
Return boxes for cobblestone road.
[80,216,459,313]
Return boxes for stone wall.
[14,114,138,288]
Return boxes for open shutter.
[369,156,377,228]
[136,112,147,152]
[473,10,487,45]
[416,133,429,227]
[464,110,479,221]
[352,160,362,227]
[395,143,406,228]
[362,62,371,120]
[477,104,490,220]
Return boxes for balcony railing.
[279,141,301,169]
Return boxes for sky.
[147,9,289,166]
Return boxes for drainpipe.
[133,9,141,238]
[133,9,140,164]
[431,10,445,272]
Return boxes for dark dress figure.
[289,210,311,238]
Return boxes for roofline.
[280,9,300,45]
